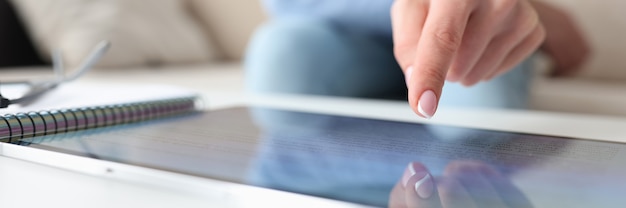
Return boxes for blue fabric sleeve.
[261,0,394,36]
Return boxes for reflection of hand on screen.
[389,161,532,208]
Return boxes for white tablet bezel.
[2,94,626,207]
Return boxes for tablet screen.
[19,107,626,207]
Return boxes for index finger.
[406,0,478,118]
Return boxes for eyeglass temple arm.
[0,96,9,108]
[1,40,112,108]
[7,82,56,106]
[52,49,64,81]
[64,40,111,82]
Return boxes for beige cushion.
[540,0,626,81]
[188,0,267,60]
[10,0,219,69]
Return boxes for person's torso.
[262,0,394,36]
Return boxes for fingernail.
[417,90,437,119]
[414,172,434,199]
[405,66,414,87]
[402,163,434,199]
[402,163,417,187]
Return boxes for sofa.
[2,0,626,117]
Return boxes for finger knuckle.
[495,0,536,34]
[457,0,474,10]
[519,5,540,31]
[504,0,520,9]
[492,0,518,15]
[433,28,462,55]
[529,24,546,46]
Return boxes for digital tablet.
[2,102,626,207]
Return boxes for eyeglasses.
[0,41,111,108]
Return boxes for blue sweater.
[262,0,394,36]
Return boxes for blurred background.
[0,0,266,67]
[1,0,625,116]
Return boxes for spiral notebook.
[0,82,201,144]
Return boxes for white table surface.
[2,66,626,208]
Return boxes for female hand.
[392,0,546,118]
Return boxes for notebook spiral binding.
[0,96,200,144]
